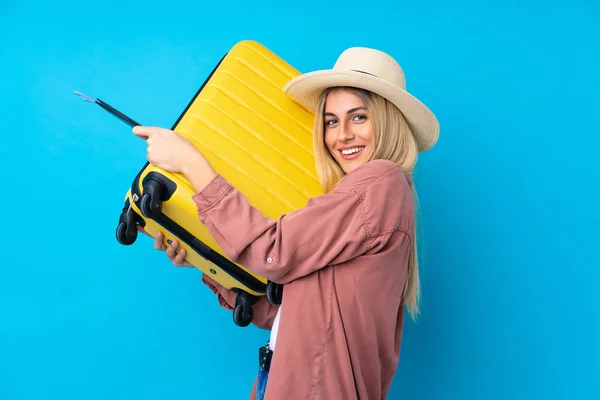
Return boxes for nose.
[337,121,354,142]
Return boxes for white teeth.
[341,147,365,155]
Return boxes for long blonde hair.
[313,86,422,321]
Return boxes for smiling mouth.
[341,146,365,155]
[339,146,366,160]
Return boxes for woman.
[134,46,439,399]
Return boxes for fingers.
[132,126,149,139]
[137,225,152,238]
[151,231,193,268]
[173,247,187,267]
[132,125,162,140]
[154,231,167,250]
[164,239,190,268]
[165,239,178,258]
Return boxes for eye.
[352,114,367,122]
[325,118,338,126]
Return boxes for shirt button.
[267,257,273,263]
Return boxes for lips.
[339,146,365,160]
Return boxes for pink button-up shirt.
[193,159,415,399]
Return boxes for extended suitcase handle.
[73,91,141,127]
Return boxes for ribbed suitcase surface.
[117,41,322,304]
[176,41,322,216]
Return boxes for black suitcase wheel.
[116,221,137,245]
[233,291,257,327]
[140,177,168,219]
[116,202,139,246]
[233,303,253,327]
[140,192,162,219]
[266,281,283,305]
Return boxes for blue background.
[1,0,598,399]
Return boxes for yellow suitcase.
[115,40,322,326]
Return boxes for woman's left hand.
[132,126,203,174]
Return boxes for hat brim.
[283,70,439,152]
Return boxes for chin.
[332,148,369,174]
[339,159,365,174]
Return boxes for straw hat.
[283,47,439,152]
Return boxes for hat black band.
[351,69,377,77]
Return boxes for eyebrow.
[324,106,367,117]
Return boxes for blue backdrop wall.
[1,0,598,399]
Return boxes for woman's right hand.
[137,226,194,268]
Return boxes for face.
[323,89,374,174]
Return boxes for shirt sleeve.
[191,161,404,284]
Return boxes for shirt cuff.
[191,174,233,222]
